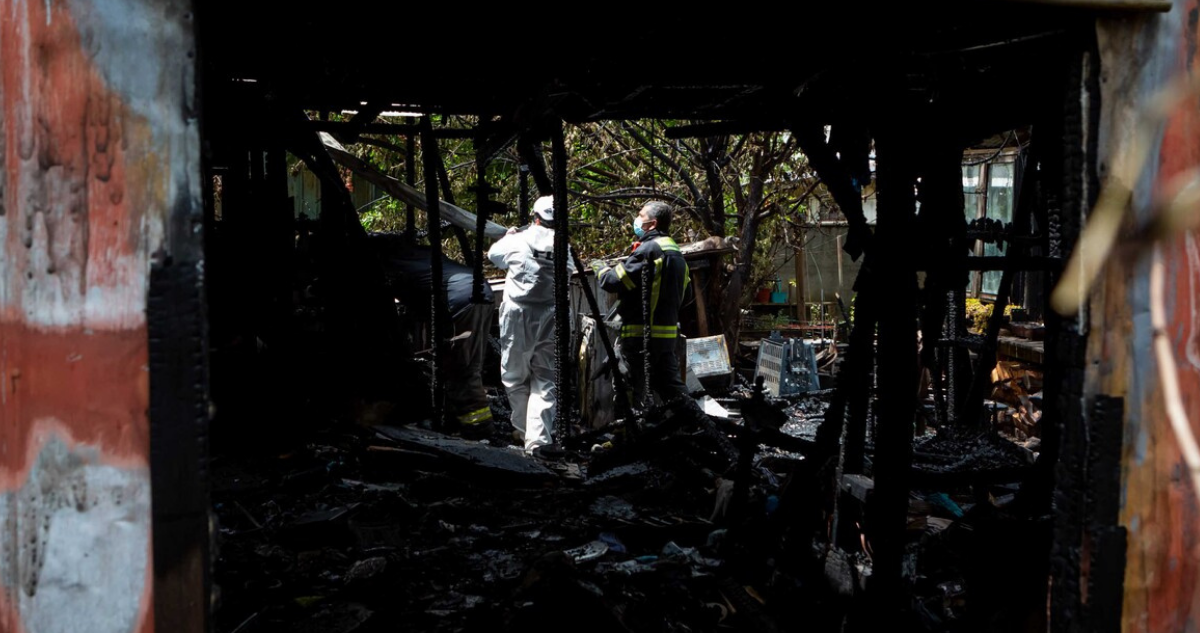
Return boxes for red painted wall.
[0,1,197,632]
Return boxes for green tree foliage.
[320,113,825,343]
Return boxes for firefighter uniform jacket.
[597,230,691,339]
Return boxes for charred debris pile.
[211,347,1045,632]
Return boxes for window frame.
[962,149,1020,300]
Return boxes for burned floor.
[208,343,1049,633]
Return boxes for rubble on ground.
[213,354,1047,632]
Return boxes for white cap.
[532,196,555,222]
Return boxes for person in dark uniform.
[370,236,496,434]
[594,201,692,409]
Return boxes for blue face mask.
[633,219,646,239]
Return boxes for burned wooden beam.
[333,102,387,144]
[430,137,476,268]
[405,117,418,242]
[304,120,478,138]
[472,127,495,304]
[551,121,573,438]
[518,163,532,225]
[1082,396,1127,633]
[319,133,508,239]
[914,139,967,430]
[663,119,789,139]
[421,117,452,428]
[1044,45,1094,633]
[864,124,919,612]
[373,425,556,483]
[838,277,877,474]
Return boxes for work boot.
[530,443,566,462]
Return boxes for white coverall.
[486,224,575,452]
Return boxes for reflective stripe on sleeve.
[615,262,636,290]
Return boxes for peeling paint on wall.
[0,0,198,631]
[0,432,150,633]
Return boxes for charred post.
[405,116,417,243]
[551,122,573,437]
[473,128,491,304]
[421,117,451,428]
[519,163,531,226]
[914,139,967,429]
[865,125,920,614]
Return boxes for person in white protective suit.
[486,195,575,455]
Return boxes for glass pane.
[980,162,1015,295]
[986,162,1014,223]
[963,163,984,222]
[962,164,982,192]
[962,164,984,294]
[981,262,1002,296]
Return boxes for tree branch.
[622,121,707,212]
[355,135,407,157]
[518,135,554,195]
[729,134,750,161]
[785,176,823,215]
[573,189,691,208]
[703,135,730,236]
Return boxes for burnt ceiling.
[197,3,1112,141]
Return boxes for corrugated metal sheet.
[1094,5,1200,631]
[0,1,199,632]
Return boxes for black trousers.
[619,337,690,408]
[445,301,496,426]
